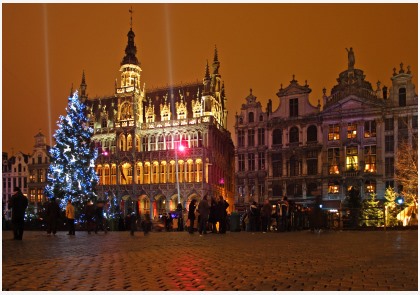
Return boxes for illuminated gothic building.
[234,52,417,209]
[83,22,235,218]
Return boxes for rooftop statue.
[346,47,355,70]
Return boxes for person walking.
[208,197,218,233]
[198,195,210,235]
[217,195,229,234]
[188,199,197,234]
[8,187,28,240]
[261,199,272,233]
[65,199,75,235]
[85,199,95,234]
[46,197,60,236]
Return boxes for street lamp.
[175,141,185,205]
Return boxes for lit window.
[328,124,340,141]
[346,147,358,171]
[347,123,357,139]
[328,148,340,175]
[364,146,376,173]
[364,121,376,138]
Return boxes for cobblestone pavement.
[2,230,418,291]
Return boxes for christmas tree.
[45,91,98,212]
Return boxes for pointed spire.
[212,46,220,75]
[80,70,87,98]
[70,83,74,97]
[205,60,210,80]
[213,45,219,63]
[121,9,139,66]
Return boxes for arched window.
[307,125,317,142]
[289,126,299,144]
[248,112,254,123]
[259,114,264,122]
[119,134,126,151]
[127,135,133,151]
[399,88,406,107]
[273,129,282,145]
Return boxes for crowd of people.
[7,186,321,240]
[241,196,320,232]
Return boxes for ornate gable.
[145,97,155,123]
[176,90,188,120]
[276,76,311,97]
[160,93,171,121]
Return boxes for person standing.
[46,197,61,236]
[217,195,229,234]
[65,199,75,235]
[208,197,218,233]
[188,199,197,234]
[85,200,95,234]
[249,201,258,232]
[198,195,210,235]
[9,187,28,240]
[95,201,107,234]
[261,199,272,233]
[279,196,289,232]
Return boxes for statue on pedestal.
[346,47,355,70]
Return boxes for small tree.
[384,187,400,227]
[361,193,384,227]
[45,91,98,214]
[395,137,418,207]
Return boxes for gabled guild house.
[234,51,417,212]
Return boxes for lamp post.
[175,142,185,205]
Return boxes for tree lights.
[44,91,99,211]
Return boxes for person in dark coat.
[208,197,218,233]
[46,197,61,235]
[85,199,95,234]
[198,195,210,235]
[249,201,258,232]
[261,199,272,233]
[217,195,229,234]
[188,199,197,234]
[9,187,28,240]
[95,201,107,234]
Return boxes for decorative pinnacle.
[129,6,134,29]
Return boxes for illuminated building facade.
[234,54,417,209]
[27,131,50,206]
[2,151,29,220]
[83,22,235,218]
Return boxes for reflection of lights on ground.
[167,255,209,290]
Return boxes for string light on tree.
[45,90,99,211]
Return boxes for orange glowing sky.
[2,3,418,155]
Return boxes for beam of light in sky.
[43,4,53,147]
[164,4,175,115]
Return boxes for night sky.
[2,3,418,155]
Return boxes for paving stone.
[2,230,417,291]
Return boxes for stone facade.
[83,23,235,218]
[235,54,417,209]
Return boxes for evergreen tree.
[384,187,400,227]
[361,193,384,227]
[45,91,98,213]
